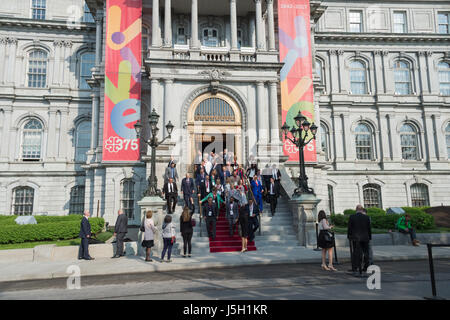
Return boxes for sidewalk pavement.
[0,245,449,283]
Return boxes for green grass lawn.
[332,226,450,235]
[0,231,114,251]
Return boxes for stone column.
[190,0,199,49]
[164,79,173,138]
[164,0,172,47]
[391,114,402,161]
[332,112,344,162]
[329,50,340,94]
[47,110,57,160]
[269,81,280,143]
[423,113,437,162]
[266,0,276,51]
[95,11,103,67]
[434,115,448,161]
[152,0,161,47]
[256,81,268,143]
[0,38,6,84]
[418,52,431,94]
[0,107,11,161]
[255,0,264,50]
[151,79,162,140]
[342,111,353,161]
[230,0,238,50]
[373,50,385,95]
[378,111,391,162]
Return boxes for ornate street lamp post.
[281,111,318,196]
[134,108,174,198]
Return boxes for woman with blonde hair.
[142,211,157,262]
[180,206,195,257]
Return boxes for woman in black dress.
[317,210,337,271]
[180,206,195,257]
[238,202,249,252]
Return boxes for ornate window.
[21,119,43,161]
[202,28,219,47]
[438,62,450,96]
[70,185,85,214]
[328,185,335,214]
[320,122,330,161]
[121,179,135,220]
[400,123,419,160]
[315,59,324,84]
[28,50,48,88]
[142,25,150,60]
[80,52,95,89]
[350,60,367,94]
[393,12,407,33]
[12,187,34,215]
[445,123,450,159]
[83,2,94,23]
[438,13,449,34]
[31,0,46,20]
[75,121,91,162]
[363,184,382,209]
[194,98,235,123]
[176,26,186,45]
[394,60,412,95]
[349,11,363,32]
[410,183,429,207]
[355,123,373,160]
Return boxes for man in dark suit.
[267,177,280,216]
[163,177,178,214]
[78,210,94,260]
[226,197,239,237]
[246,198,260,242]
[181,173,195,210]
[164,162,179,183]
[203,197,217,240]
[112,209,128,258]
[347,205,372,276]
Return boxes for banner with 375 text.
[102,0,142,162]
[278,0,317,162]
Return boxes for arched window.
[70,185,85,214]
[80,52,95,89]
[363,184,382,208]
[400,123,419,160]
[320,122,330,161]
[394,60,412,95]
[446,123,450,159]
[21,119,43,161]
[28,50,48,88]
[410,183,429,207]
[75,121,91,162]
[438,62,450,96]
[121,179,135,220]
[194,98,235,123]
[12,187,34,215]
[350,60,367,94]
[355,123,373,160]
[202,28,219,47]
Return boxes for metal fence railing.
[424,243,450,300]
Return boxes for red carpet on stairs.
[208,207,257,253]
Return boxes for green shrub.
[343,209,356,216]
[330,214,349,227]
[0,217,104,244]
[366,207,386,215]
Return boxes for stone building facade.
[0,0,449,225]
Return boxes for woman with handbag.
[317,210,337,271]
[142,210,157,262]
[161,215,176,263]
[180,206,195,258]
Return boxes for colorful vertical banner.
[102,0,142,162]
[278,0,317,162]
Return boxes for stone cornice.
[0,17,95,32]
[315,32,450,44]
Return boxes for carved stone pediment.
[198,69,232,81]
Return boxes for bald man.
[113,209,128,258]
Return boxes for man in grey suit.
[112,209,128,258]
[164,162,179,183]
[226,197,239,237]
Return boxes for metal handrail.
[425,243,450,300]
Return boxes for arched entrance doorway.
[187,92,243,168]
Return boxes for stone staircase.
[170,196,297,255]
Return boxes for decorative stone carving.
[198,69,232,81]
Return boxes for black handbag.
[140,219,145,232]
[323,230,334,243]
